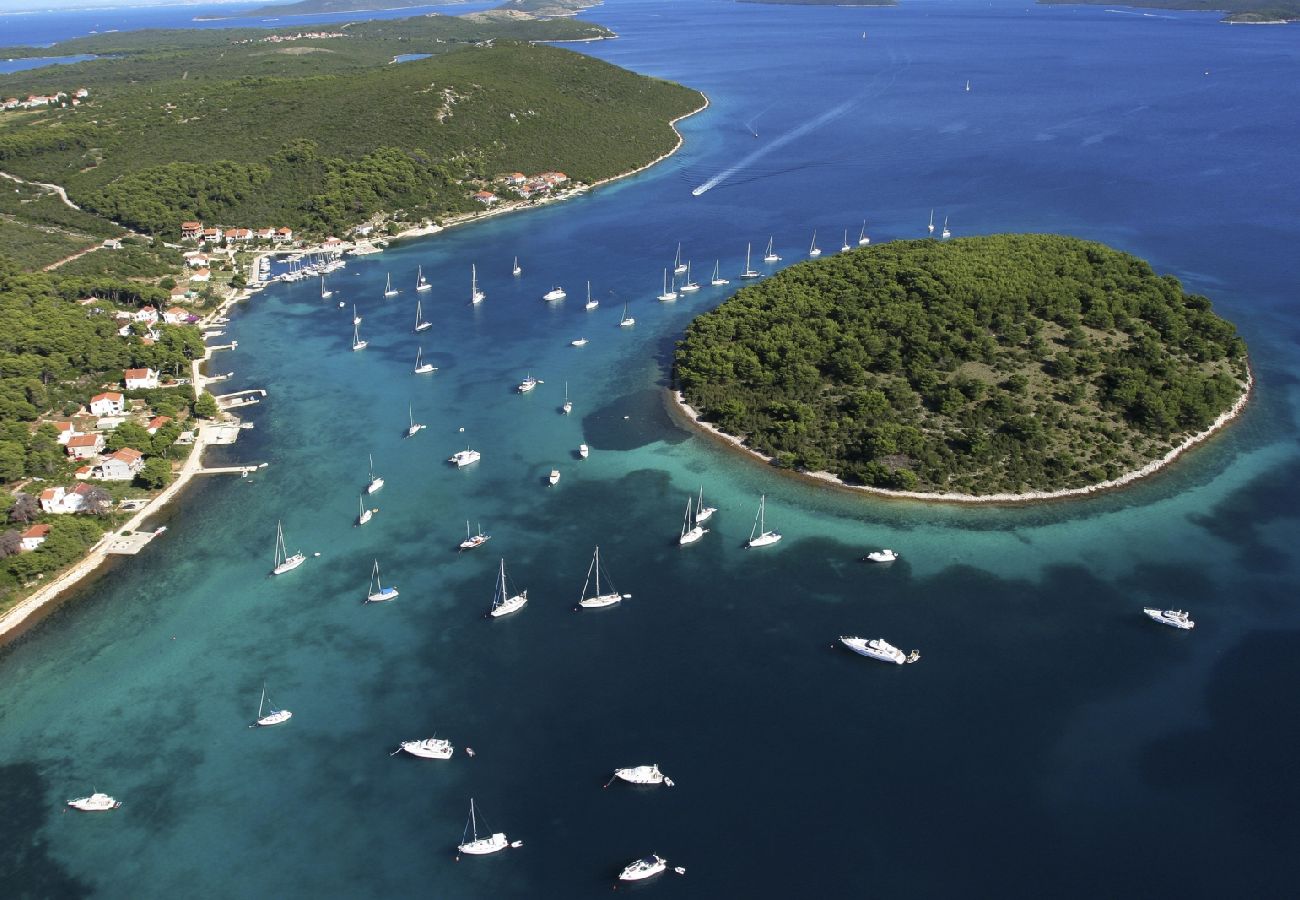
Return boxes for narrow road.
[0,170,83,210]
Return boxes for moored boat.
[459,521,490,550]
[613,764,674,786]
[397,736,453,759]
[456,799,512,857]
[548,469,561,486]
[543,285,566,302]
[253,683,292,726]
[449,447,481,467]
[866,549,898,563]
[67,792,121,812]
[839,635,908,664]
[577,546,627,609]
[366,559,399,603]
[745,494,781,548]
[271,520,306,575]
[620,855,668,882]
[1143,607,1194,630]
[489,558,528,618]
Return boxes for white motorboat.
[271,520,306,575]
[613,764,674,786]
[366,453,384,494]
[414,298,431,332]
[693,486,716,523]
[405,404,425,438]
[366,559,399,603]
[562,383,573,415]
[679,496,707,546]
[619,304,635,327]
[746,494,781,548]
[858,220,871,245]
[414,346,436,374]
[808,230,821,257]
[415,265,432,293]
[679,261,700,293]
[927,209,935,235]
[351,320,367,351]
[941,216,951,239]
[577,546,627,609]
[585,280,598,310]
[253,683,292,726]
[512,256,522,276]
[840,635,908,664]
[67,792,121,812]
[710,259,729,286]
[656,268,678,302]
[470,263,485,304]
[620,855,668,882]
[548,469,561,486]
[866,549,898,563]
[460,521,490,551]
[384,273,399,297]
[739,242,761,279]
[517,374,540,393]
[571,337,588,347]
[449,448,481,467]
[578,444,589,459]
[397,736,453,759]
[489,558,528,618]
[457,799,510,857]
[672,242,687,275]
[763,235,780,263]
[357,494,374,527]
[1143,608,1195,630]
[543,285,566,302]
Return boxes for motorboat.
[397,737,453,759]
[449,448,481,467]
[613,764,674,786]
[543,286,566,302]
[517,374,540,393]
[571,338,588,347]
[839,636,908,664]
[866,549,898,563]
[1143,608,1194,630]
[578,444,589,459]
[67,793,121,812]
[620,855,668,882]
[548,469,561,486]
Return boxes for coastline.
[668,367,1253,506]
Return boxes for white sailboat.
[965,79,971,92]
[808,230,821,258]
[570,337,588,347]
[470,264,485,304]
[858,220,871,246]
[672,242,687,275]
[543,285,566,302]
[489,558,528,618]
[584,280,598,310]
[512,256,522,276]
[941,216,951,239]
[320,276,332,300]
[405,404,425,438]
[456,799,512,857]
[619,304,635,327]
[366,559,399,603]
[928,209,935,235]
[449,447,481,467]
[711,260,729,286]
[679,496,707,546]
[366,453,384,494]
[657,268,678,302]
[562,382,573,415]
[840,230,852,254]
[357,494,373,527]
[272,520,306,575]
[763,236,781,263]
[694,486,716,523]
[415,265,432,293]
[352,304,362,326]
[414,299,431,332]
[460,521,490,551]
[253,683,292,727]
[384,273,398,297]
[577,546,628,609]
[351,320,367,351]
[746,494,782,548]
[739,242,761,279]
[414,346,436,374]
[679,261,700,293]
[67,792,121,812]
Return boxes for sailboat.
[489,558,528,617]
[352,304,362,326]
[351,320,367,351]
[585,280,598,310]
[384,273,398,297]
[679,261,700,293]
[512,256,522,276]
[543,285,566,302]
[965,79,971,92]
[619,303,635,327]
[320,275,333,300]
[414,346,436,375]
[941,216,952,239]
[808,230,821,258]
[763,236,781,263]
[470,264,485,304]
[570,337,588,347]
[858,220,871,246]
[562,382,573,415]
[657,268,678,302]
[253,683,292,727]
[739,242,761,279]
[679,496,708,546]
[577,546,629,609]
[711,260,729,286]
[694,486,717,523]
[414,299,431,332]
[840,230,852,254]
[415,265,431,293]
[405,404,425,438]
[459,521,490,551]
[746,494,782,548]
[366,559,399,603]
[927,209,935,235]
[449,446,480,467]
[357,494,374,527]
[672,242,687,275]
[366,453,384,494]
[456,799,512,857]
[271,520,306,575]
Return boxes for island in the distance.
[1037,0,1300,25]
[674,234,1249,500]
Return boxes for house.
[503,172,527,186]
[124,367,159,390]
[163,306,190,325]
[20,525,50,552]
[274,227,293,243]
[39,486,69,513]
[169,285,191,303]
[75,87,89,99]
[52,422,79,445]
[133,306,159,324]
[181,221,203,239]
[202,227,223,243]
[66,432,105,460]
[323,236,343,249]
[227,227,253,242]
[146,415,173,435]
[102,238,122,250]
[88,392,124,417]
[353,223,374,237]
[257,227,276,240]
[2,98,19,111]
[39,483,99,514]
[189,268,211,283]
[184,252,209,268]
[473,191,499,205]
[96,448,145,481]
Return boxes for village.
[1,87,89,111]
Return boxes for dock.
[197,464,263,476]
[104,531,160,555]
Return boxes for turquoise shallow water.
[4,1,1300,897]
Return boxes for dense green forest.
[675,235,1248,496]
[1038,0,1300,24]
[0,15,700,242]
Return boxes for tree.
[137,457,172,489]
[107,422,151,454]
[0,530,20,559]
[193,393,219,419]
[7,493,37,525]
[77,485,112,515]
[0,441,25,483]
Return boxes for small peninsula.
[674,234,1249,499]
[1037,0,1300,25]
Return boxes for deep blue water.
[3,1,1300,897]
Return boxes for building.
[102,238,122,250]
[39,486,69,514]
[39,484,101,514]
[20,524,50,552]
[274,227,294,243]
[66,433,105,460]
[227,227,253,242]
[146,415,173,435]
[202,227,223,243]
[163,306,190,325]
[88,392,124,417]
[96,448,145,481]
[189,269,211,284]
[52,422,79,445]
[257,227,276,240]
[184,252,209,268]
[133,306,159,324]
[473,191,499,205]
[124,367,158,390]
[181,221,203,239]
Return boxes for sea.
[2,1,1299,897]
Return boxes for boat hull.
[840,636,905,664]
[620,857,667,881]
[747,531,782,548]
[257,710,293,726]
[490,593,528,618]
[272,554,306,575]
[458,834,508,856]
[367,588,399,603]
[401,739,453,759]
[679,527,707,545]
[579,593,621,609]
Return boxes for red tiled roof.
[67,434,101,448]
[22,524,50,539]
[111,448,143,463]
[91,392,123,403]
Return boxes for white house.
[189,269,211,283]
[38,483,100,514]
[95,448,144,481]
[20,524,50,551]
[65,433,105,460]
[52,421,79,445]
[133,306,159,324]
[124,367,159,390]
[88,392,124,417]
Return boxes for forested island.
[1038,0,1300,24]
[674,235,1249,498]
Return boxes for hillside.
[675,235,1248,496]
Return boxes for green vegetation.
[675,234,1248,496]
[1037,0,1300,24]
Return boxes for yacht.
[271,520,306,575]
[415,266,432,293]
[414,346,436,374]
[351,320,367,351]
[366,453,384,494]
[840,636,910,664]
[578,444,590,459]
[613,764,674,786]
[470,263,485,304]
[489,558,528,618]
[384,273,399,297]
[585,280,598,310]
[356,494,373,527]
[320,276,333,300]
[562,383,573,415]
[1143,608,1195,630]
[859,220,871,246]
[739,242,761,279]
[763,236,780,263]
[679,261,700,293]
[405,404,425,438]
[460,521,490,551]
[577,546,626,609]
[808,230,821,258]
[512,256,522,276]
[620,855,668,882]
[571,337,588,347]
[672,242,687,275]
[619,304,635,327]
[840,230,852,254]
[414,299,431,332]
[352,304,362,326]
[366,559,399,603]
[657,268,678,302]
[941,216,951,239]
[457,799,513,857]
[746,494,781,548]
[866,549,898,563]
[543,285,567,302]
[548,469,561,486]
[927,209,935,235]
[517,374,540,393]
[711,260,729,286]
[253,683,292,726]
[397,736,454,759]
[693,486,716,523]
[449,448,481,467]
[679,496,707,546]
[67,792,121,812]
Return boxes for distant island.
[739,1,895,6]
[674,234,1249,500]
[1038,0,1300,24]
[204,0,455,19]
